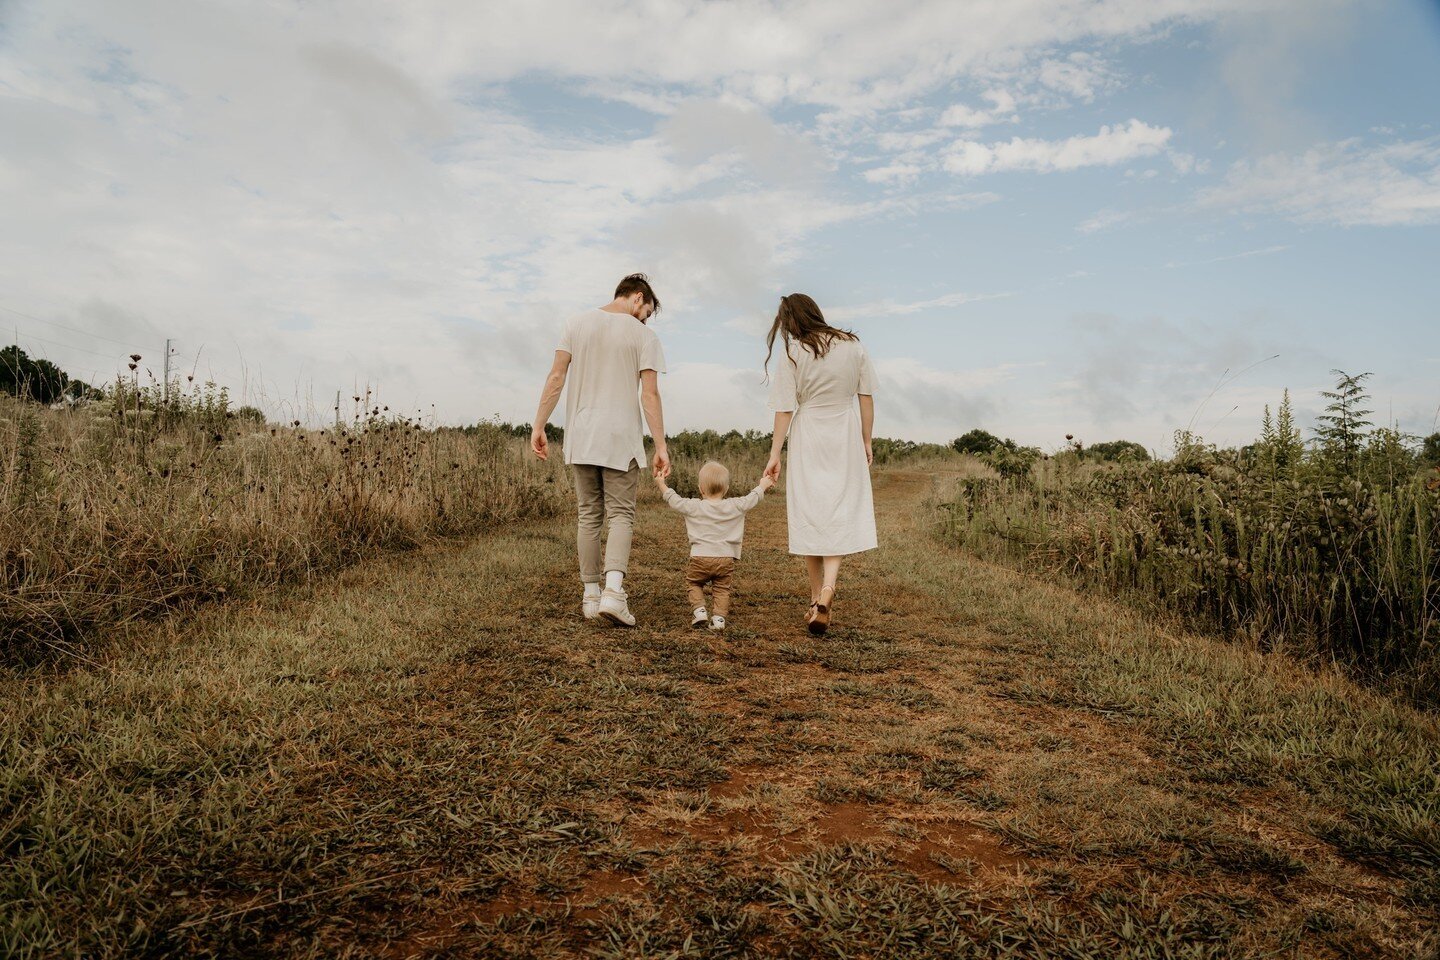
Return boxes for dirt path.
[6,467,1437,958]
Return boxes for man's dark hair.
[614,273,660,316]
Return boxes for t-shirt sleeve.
[857,342,877,396]
[556,316,574,355]
[640,329,666,373]
[767,341,798,412]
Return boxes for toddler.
[654,461,774,632]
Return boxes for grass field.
[4,463,1438,958]
[0,391,569,661]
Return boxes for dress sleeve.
[857,342,876,396]
[767,340,798,412]
[640,329,666,373]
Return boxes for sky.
[1,0,1438,453]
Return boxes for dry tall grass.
[1,383,567,660]
[939,440,1440,705]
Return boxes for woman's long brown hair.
[763,293,858,377]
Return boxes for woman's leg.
[805,555,824,603]
[822,555,842,592]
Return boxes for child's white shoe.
[709,615,726,632]
[583,592,601,620]
[691,606,708,629]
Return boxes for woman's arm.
[858,394,874,465]
[764,411,794,481]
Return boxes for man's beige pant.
[572,462,640,584]
[685,556,736,617]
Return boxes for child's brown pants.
[685,556,735,617]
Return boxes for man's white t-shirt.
[557,307,666,471]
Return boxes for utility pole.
[163,338,173,406]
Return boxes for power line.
[0,302,155,350]
[6,328,133,361]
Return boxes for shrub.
[938,373,1440,706]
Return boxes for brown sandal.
[808,586,835,635]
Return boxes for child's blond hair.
[698,460,730,498]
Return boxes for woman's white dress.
[767,336,878,556]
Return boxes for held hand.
[652,473,668,489]
[759,475,776,491]
[531,427,548,460]
[652,448,671,479]
[763,455,782,482]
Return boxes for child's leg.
[710,560,736,618]
[684,558,708,611]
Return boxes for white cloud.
[1037,52,1117,102]
[1163,244,1290,268]
[1054,312,1290,433]
[659,99,826,185]
[828,291,1014,321]
[938,88,1019,129]
[1077,208,1139,233]
[944,119,1173,175]
[869,357,1047,442]
[658,362,770,433]
[862,163,924,184]
[1196,137,1440,226]
[1,0,1407,448]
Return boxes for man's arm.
[530,350,571,460]
[640,368,669,478]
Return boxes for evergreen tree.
[1315,369,1373,474]
[1273,389,1303,473]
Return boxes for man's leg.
[572,465,605,586]
[595,461,641,627]
[599,461,640,587]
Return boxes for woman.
[762,293,877,634]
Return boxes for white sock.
[583,583,601,599]
[604,570,624,593]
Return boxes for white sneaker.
[709,615,726,632]
[691,606,708,629]
[582,592,601,620]
[597,588,636,627]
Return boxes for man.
[531,273,670,627]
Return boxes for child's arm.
[655,477,693,513]
[733,478,772,513]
